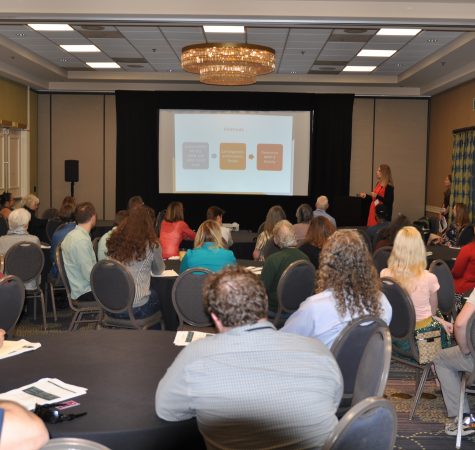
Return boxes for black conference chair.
[273,259,315,327]
[373,246,392,273]
[4,241,47,330]
[381,277,435,420]
[45,217,62,244]
[429,259,456,320]
[56,244,102,331]
[91,259,164,330]
[330,315,387,414]
[322,397,397,450]
[172,267,213,330]
[0,275,25,336]
[457,225,474,247]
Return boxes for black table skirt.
[0,330,205,450]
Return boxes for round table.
[0,330,205,450]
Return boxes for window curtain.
[450,127,475,222]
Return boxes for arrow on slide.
[249,154,254,160]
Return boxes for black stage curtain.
[116,91,354,230]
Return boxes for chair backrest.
[261,239,279,260]
[0,215,8,237]
[92,236,100,258]
[277,259,315,313]
[155,209,166,236]
[45,218,62,243]
[372,246,392,273]
[457,225,474,247]
[429,259,455,315]
[4,241,44,283]
[0,275,25,334]
[380,277,419,359]
[331,315,387,396]
[90,259,135,314]
[41,437,111,450]
[322,397,397,450]
[352,326,392,405]
[358,228,372,253]
[172,268,212,327]
[56,244,74,301]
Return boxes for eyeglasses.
[34,403,87,424]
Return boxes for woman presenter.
[359,164,394,226]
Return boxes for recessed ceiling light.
[15,33,25,37]
[203,25,245,34]
[342,65,377,72]
[357,49,397,57]
[28,23,73,31]
[426,39,438,44]
[59,57,71,62]
[377,28,421,36]
[61,45,100,53]
[86,62,120,69]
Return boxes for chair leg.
[39,289,47,331]
[456,375,467,449]
[409,363,431,420]
[49,283,58,322]
[69,311,80,331]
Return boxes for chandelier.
[181,43,275,86]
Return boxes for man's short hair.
[273,219,297,248]
[316,195,329,210]
[204,266,268,327]
[206,206,225,220]
[8,208,31,231]
[75,202,96,224]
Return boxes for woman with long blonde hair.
[381,226,452,336]
[179,220,236,273]
[359,163,394,227]
[282,229,392,348]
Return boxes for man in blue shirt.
[313,195,336,227]
[61,202,97,302]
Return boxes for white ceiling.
[1,1,475,96]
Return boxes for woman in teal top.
[180,220,236,273]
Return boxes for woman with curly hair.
[381,226,452,338]
[281,229,392,348]
[106,206,165,318]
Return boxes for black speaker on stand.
[65,160,79,197]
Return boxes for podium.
[332,196,370,227]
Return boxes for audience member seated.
[282,229,392,348]
[22,193,47,242]
[313,195,336,227]
[253,205,286,261]
[127,195,145,210]
[0,192,14,220]
[0,208,41,290]
[49,198,77,277]
[206,205,233,247]
[261,220,309,314]
[366,203,389,246]
[433,290,475,436]
[299,216,336,269]
[155,266,343,449]
[381,226,452,347]
[429,202,470,247]
[106,206,165,319]
[293,203,313,243]
[61,202,97,302]
[97,210,128,260]
[0,400,49,450]
[41,208,59,221]
[374,214,411,250]
[159,201,196,259]
[451,236,475,295]
[180,220,236,273]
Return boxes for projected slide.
[174,113,293,195]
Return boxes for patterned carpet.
[12,302,475,449]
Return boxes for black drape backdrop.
[116,91,354,231]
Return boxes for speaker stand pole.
[70,181,75,197]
